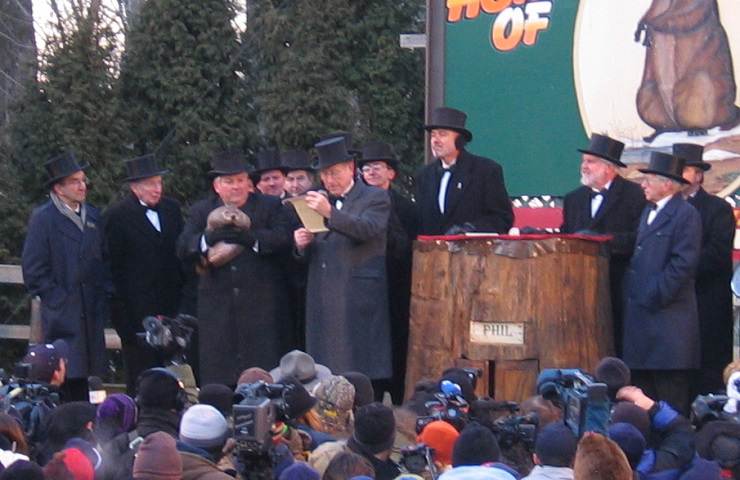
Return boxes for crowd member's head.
[674,143,707,197]
[315,138,356,197]
[38,402,97,465]
[0,412,29,455]
[639,152,689,203]
[179,405,229,461]
[209,150,253,208]
[22,340,68,386]
[425,107,472,165]
[417,420,459,468]
[237,367,274,386]
[723,360,740,385]
[348,403,396,461]
[44,152,88,210]
[608,422,646,470]
[132,431,182,480]
[342,372,375,411]
[695,420,740,478]
[0,460,43,480]
[278,462,320,480]
[533,422,577,468]
[309,375,355,435]
[451,423,501,467]
[43,448,94,480]
[135,368,186,413]
[323,451,375,480]
[271,350,331,392]
[573,432,632,480]
[94,394,137,444]
[594,357,631,401]
[576,134,625,191]
[253,149,287,197]
[198,384,233,420]
[359,142,398,191]
[281,150,316,198]
[439,368,477,404]
[124,154,168,208]
[610,401,651,443]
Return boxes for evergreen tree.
[119,0,255,202]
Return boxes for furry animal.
[201,205,251,269]
[635,0,739,141]
[574,432,633,480]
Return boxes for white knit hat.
[179,404,228,449]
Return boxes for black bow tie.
[648,202,658,211]
[437,163,456,176]
[589,189,607,200]
[144,204,159,213]
[329,195,345,205]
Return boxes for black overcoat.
[622,195,701,370]
[687,188,735,384]
[21,201,108,379]
[177,193,293,385]
[302,181,392,379]
[414,149,514,235]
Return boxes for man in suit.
[22,152,108,401]
[561,134,646,355]
[622,152,702,414]
[252,148,288,198]
[359,141,416,403]
[282,149,316,198]
[415,107,513,235]
[103,154,185,393]
[676,143,735,395]
[294,136,392,379]
[177,151,294,385]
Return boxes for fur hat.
[594,357,631,400]
[132,431,182,480]
[535,422,577,467]
[418,420,460,466]
[452,424,501,467]
[179,404,228,450]
[610,402,650,441]
[350,402,396,454]
[573,432,632,480]
[608,423,646,469]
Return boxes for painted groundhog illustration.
[201,205,251,269]
[635,0,739,141]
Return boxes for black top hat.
[359,141,398,168]
[280,149,315,172]
[318,132,360,155]
[314,137,354,169]
[578,134,626,167]
[253,148,286,176]
[208,149,251,177]
[672,143,710,171]
[424,107,473,142]
[44,152,88,187]
[639,152,689,184]
[124,154,169,182]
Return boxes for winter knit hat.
[278,462,320,480]
[607,423,646,469]
[573,432,632,480]
[341,372,375,410]
[535,422,577,467]
[452,424,501,467]
[60,448,94,480]
[132,431,182,480]
[198,384,234,418]
[610,402,650,441]
[351,402,396,454]
[136,369,183,411]
[417,420,460,466]
[96,394,137,437]
[179,404,228,450]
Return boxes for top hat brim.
[424,123,473,142]
[45,162,89,187]
[208,166,251,177]
[252,166,290,177]
[284,165,317,173]
[577,148,627,168]
[124,168,170,182]
[358,157,399,169]
[685,161,712,172]
[638,167,690,184]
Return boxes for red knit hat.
[60,448,94,480]
[417,420,460,467]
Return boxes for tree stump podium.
[405,234,614,402]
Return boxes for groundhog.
[635,0,739,142]
[201,205,251,269]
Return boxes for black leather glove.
[444,222,477,235]
[520,226,546,234]
[205,229,233,246]
[216,228,256,248]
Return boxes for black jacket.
[414,149,513,235]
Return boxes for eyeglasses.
[361,164,388,173]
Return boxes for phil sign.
[436,0,740,196]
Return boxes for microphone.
[88,376,107,404]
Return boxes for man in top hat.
[676,143,735,396]
[561,134,646,355]
[415,106,513,235]
[177,150,294,385]
[359,141,417,403]
[622,152,702,414]
[282,149,316,198]
[252,148,288,198]
[21,152,108,401]
[294,136,393,380]
[103,154,185,393]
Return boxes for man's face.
[580,154,614,189]
[320,161,355,196]
[53,170,87,207]
[681,166,703,188]
[430,129,460,163]
[130,175,163,207]
[213,172,251,207]
[641,174,674,203]
[285,170,314,197]
[361,161,396,190]
[51,358,66,386]
[256,169,286,197]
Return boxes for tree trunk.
[0,0,36,126]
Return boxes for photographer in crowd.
[522,422,576,480]
[177,404,232,480]
[347,402,401,480]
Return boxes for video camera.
[691,394,739,428]
[416,380,470,434]
[400,444,439,479]
[537,368,609,437]
[139,314,197,364]
[468,399,538,451]
[0,362,59,442]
